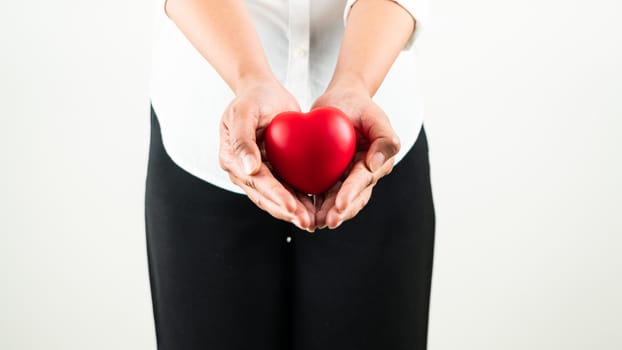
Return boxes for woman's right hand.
[218,76,316,231]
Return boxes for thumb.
[239,147,261,176]
[367,136,401,173]
[228,113,262,176]
[364,115,401,173]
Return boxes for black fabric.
[144,103,436,350]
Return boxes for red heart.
[264,106,356,195]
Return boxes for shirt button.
[294,48,307,59]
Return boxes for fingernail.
[370,152,385,172]
[242,154,256,174]
[316,217,326,230]
[328,220,342,230]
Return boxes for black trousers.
[145,103,436,350]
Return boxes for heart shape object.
[264,106,356,195]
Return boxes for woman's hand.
[306,0,414,230]
[167,0,315,230]
[311,80,401,229]
[218,76,315,231]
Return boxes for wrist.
[232,66,277,96]
[325,73,372,97]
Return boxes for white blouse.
[148,0,429,194]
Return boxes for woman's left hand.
[311,81,401,229]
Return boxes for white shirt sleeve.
[343,0,429,51]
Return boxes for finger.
[334,154,395,214]
[229,163,298,213]
[225,105,262,175]
[361,105,401,172]
[295,192,317,232]
[326,186,374,229]
[333,158,374,213]
[239,181,312,230]
[315,181,341,229]
[282,182,316,232]
[230,165,315,231]
[233,173,314,231]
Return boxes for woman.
[145,0,434,349]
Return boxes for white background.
[1,0,621,349]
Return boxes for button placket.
[294,47,307,59]
[286,0,311,109]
